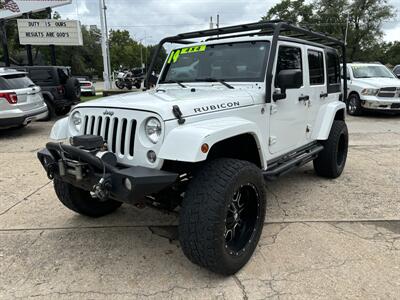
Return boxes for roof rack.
[145,20,347,102]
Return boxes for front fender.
[159,117,266,166]
[311,101,346,140]
[50,117,69,140]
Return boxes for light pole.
[99,0,111,90]
[137,34,152,72]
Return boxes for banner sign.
[0,0,72,19]
[17,19,83,46]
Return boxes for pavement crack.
[266,185,288,220]
[0,181,51,217]
[233,275,248,300]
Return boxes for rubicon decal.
[194,101,240,113]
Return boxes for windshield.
[352,65,395,79]
[160,41,270,83]
[0,74,35,90]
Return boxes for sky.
[56,0,400,45]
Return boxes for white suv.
[0,68,48,128]
[343,63,400,115]
[37,21,349,275]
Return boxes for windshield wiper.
[195,78,234,89]
[161,80,187,88]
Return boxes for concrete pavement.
[0,113,399,299]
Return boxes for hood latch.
[172,105,186,125]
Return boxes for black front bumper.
[37,145,178,204]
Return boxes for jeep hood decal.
[75,88,254,120]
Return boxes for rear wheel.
[313,120,348,178]
[54,178,122,217]
[65,77,81,100]
[179,158,266,275]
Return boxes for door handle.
[298,95,310,101]
[320,93,328,98]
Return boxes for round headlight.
[145,117,162,144]
[71,111,82,132]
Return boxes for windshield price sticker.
[167,45,207,64]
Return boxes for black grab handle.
[298,95,310,101]
[320,93,328,98]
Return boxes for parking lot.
[0,113,399,299]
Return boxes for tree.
[263,0,396,62]
[262,0,315,24]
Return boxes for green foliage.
[262,0,315,24]
[264,0,397,63]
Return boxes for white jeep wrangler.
[38,21,349,275]
[344,62,400,115]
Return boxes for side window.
[326,52,341,93]
[394,66,400,74]
[30,69,53,84]
[275,46,303,87]
[307,50,324,85]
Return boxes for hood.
[354,77,400,88]
[76,87,254,120]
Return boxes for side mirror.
[273,69,302,100]
[277,69,302,91]
[395,73,400,79]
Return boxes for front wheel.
[55,105,71,116]
[115,80,124,89]
[179,158,266,275]
[54,178,122,217]
[347,93,363,116]
[313,120,348,178]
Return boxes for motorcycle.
[114,68,144,90]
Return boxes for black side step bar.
[263,144,324,180]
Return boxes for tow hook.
[91,177,112,201]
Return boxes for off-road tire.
[179,158,266,275]
[65,77,81,100]
[42,98,55,121]
[347,93,363,116]
[55,105,71,116]
[313,120,348,178]
[54,177,122,217]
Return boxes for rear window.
[0,74,35,90]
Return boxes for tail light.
[0,92,18,104]
[57,85,65,95]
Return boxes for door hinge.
[269,136,277,146]
[270,104,278,115]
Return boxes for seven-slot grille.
[378,87,399,98]
[82,115,137,157]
